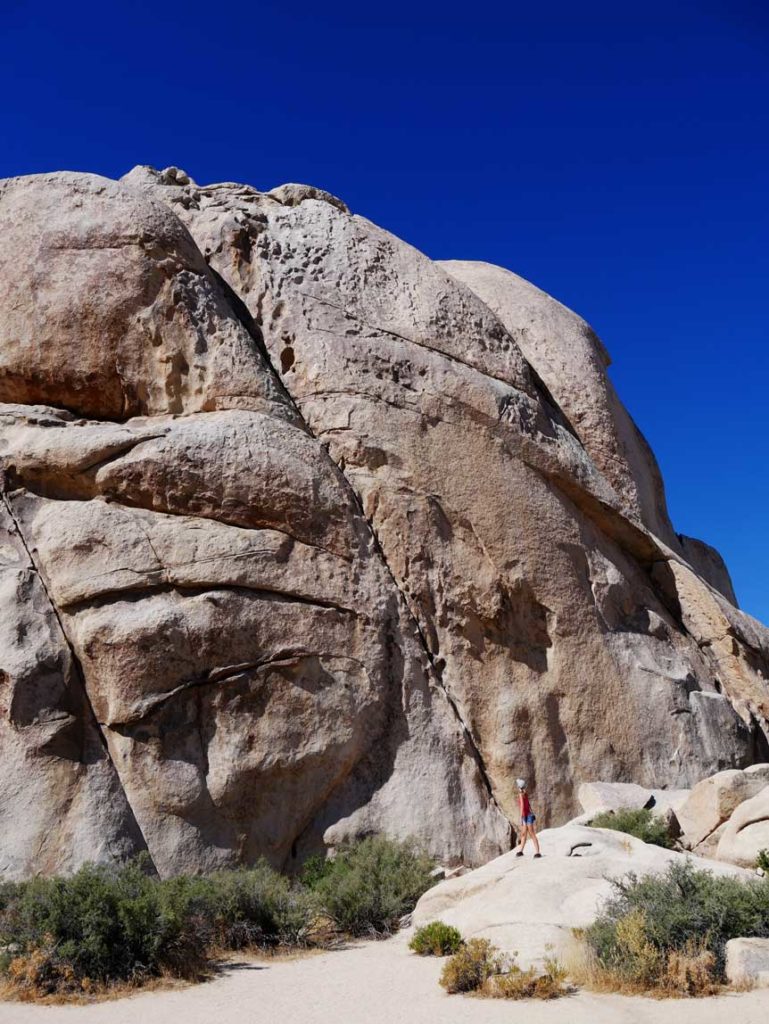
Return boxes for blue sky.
[2,1,767,622]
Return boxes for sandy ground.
[3,932,768,1024]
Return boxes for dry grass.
[481,956,570,1000]
[0,963,192,1006]
[568,933,720,999]
[440,938,570,1001]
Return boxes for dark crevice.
[0,485,157,872]
[64,579,360,617]
[109,650,316,725]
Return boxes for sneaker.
[533,853,542,859]
[515,851,524,857]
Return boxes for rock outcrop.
[725,937,769,987]
[412,823,749,967]
[1,165,768,878]
[677,764,769,852]
[716,785,769,868]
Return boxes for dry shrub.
[440,939,569,1000]
[439,938,503,993]
[7,943,77,998]
[482,955,569,1000]
[663,941,718,997]
[580,859,769,997]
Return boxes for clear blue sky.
[2,1,767,623]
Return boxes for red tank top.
[519,792,532,816]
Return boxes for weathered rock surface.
[678,765,769,851]
[1,165,768,878]
[716,785,769,868]
[412,823,749,968]
[725,937,769,988]
[577,781,690,817]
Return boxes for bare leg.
[530,823,541,856]
[518,825,528,853]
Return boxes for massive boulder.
[412,823,749,967]
[1,165,768,878]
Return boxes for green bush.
[584,860,769,992]
[0,856,319,995]
[409,921,463,956]
[439,938,503,993]
[0,835,437,998]
[757,849,769,874]
[590,807,673,848]
[161,863,319,951]
[308,836,435,936]
[0,857,208,993]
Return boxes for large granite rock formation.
[1,166,767,879]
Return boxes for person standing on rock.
[515,779,541,858]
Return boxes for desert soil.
[3,932,768,1024]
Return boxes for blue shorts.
[521,813,536,825]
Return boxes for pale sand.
[3,933,768,1024]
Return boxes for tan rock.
[412,823,748,968]
[725,937,769,988]
[677,766,769,850]
[716,786,769,868]
[577,781,689,817]
[0,498,147,879]
[0,173,289,420]
[1,166,768,878]
[146,170,766,829]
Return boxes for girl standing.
[515,778,541,858]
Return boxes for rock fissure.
[0,483,158,873]
[64,580,361,617]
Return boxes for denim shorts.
[521,813,536,825]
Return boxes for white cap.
[516,778,526,789]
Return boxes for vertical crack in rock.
[212,280,510,830]
[0,484,158,872]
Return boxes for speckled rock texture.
[1,166,767,878]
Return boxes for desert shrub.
[409,921,463,956]
[483,953,569,1000]
[300,853,331,889]
[161,863,318,951]
[308,836,435,936]
[583,860,769,994]
[664,940,718,996]
[0,834,436,999]
[0,856,321,996]
[439,938,503,993]
[757,849,769,874]
[0,857,208,994]
[590,808,672,849]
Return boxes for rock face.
[677,764,769,852]
[412,823,749,967]
[725,937,769,988]
[577,781,690,817]
[716,785,769,868]
[1,165,769,878]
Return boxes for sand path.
[3,932,768,1024]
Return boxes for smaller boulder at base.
[677,766,769,851]
[725,937,769,988]
[716,785,769,868]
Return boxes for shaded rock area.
[1,165,768,878]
